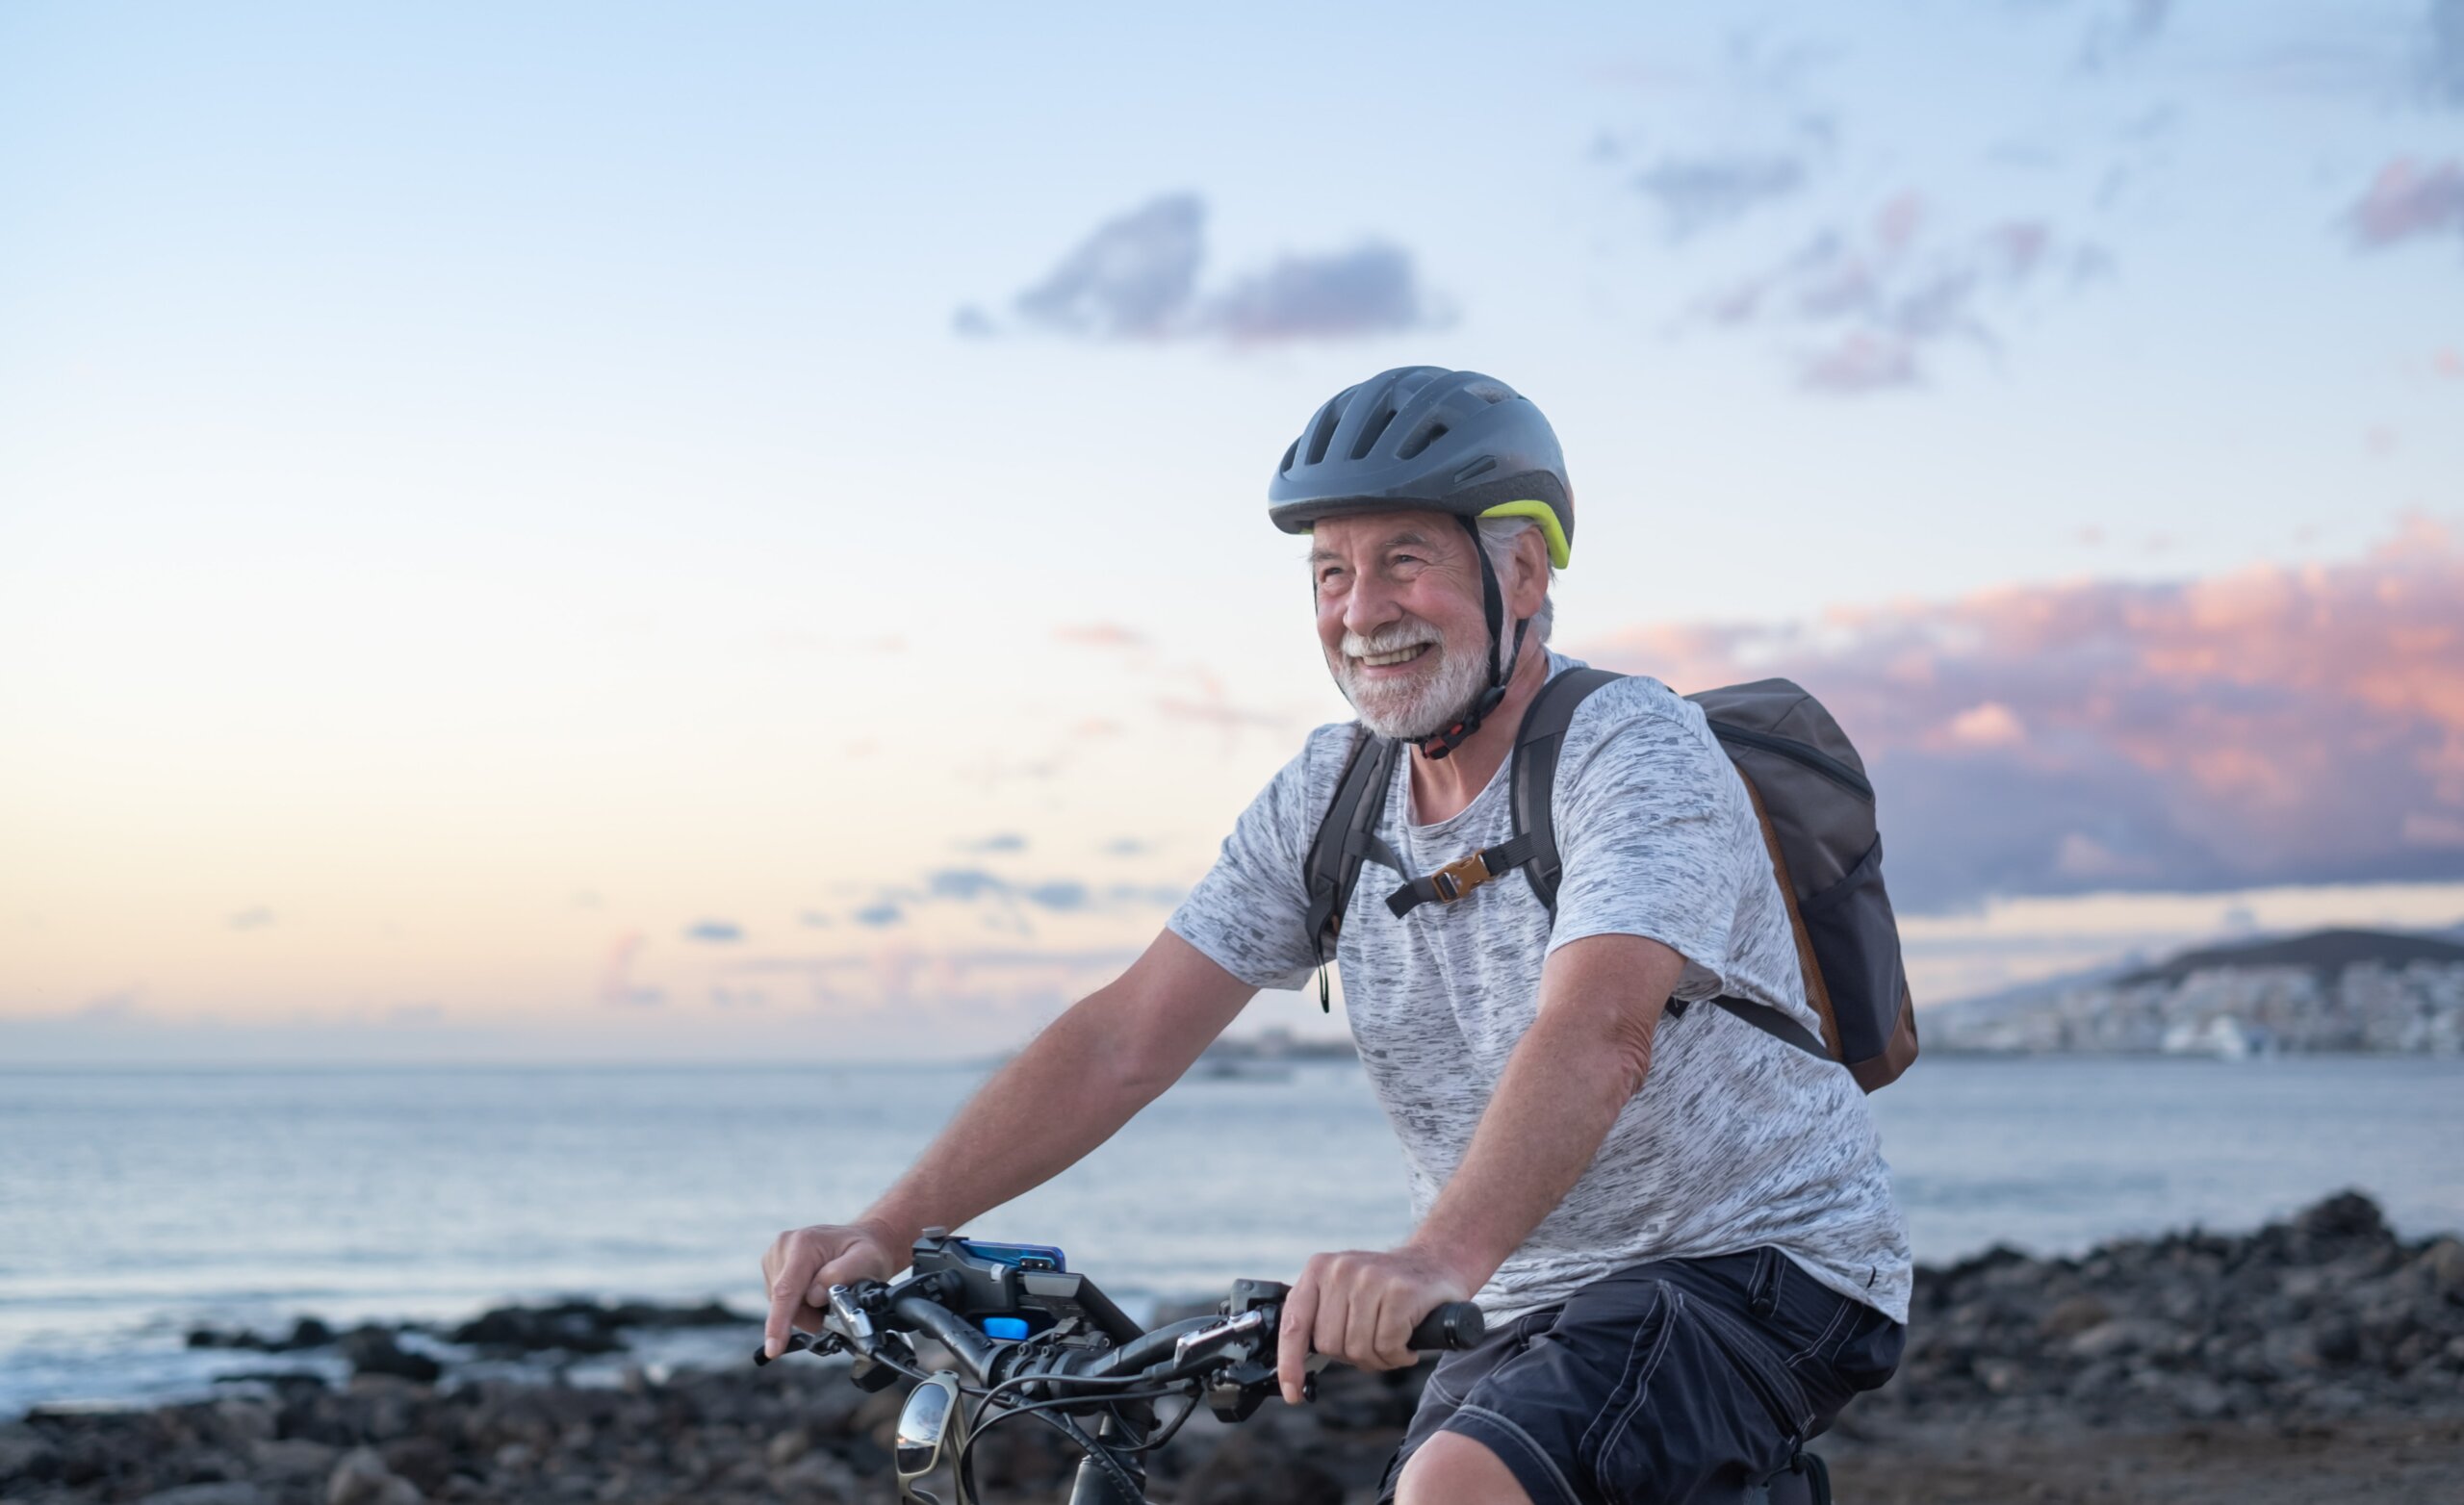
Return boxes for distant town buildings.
[1934,959,2464,1058]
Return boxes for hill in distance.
[2115,928,2464,987]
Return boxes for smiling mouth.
[1355,643,1434,670]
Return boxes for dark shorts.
[1378,1248,1903,1505]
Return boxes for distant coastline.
[1927,926,2464,1058]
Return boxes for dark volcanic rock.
[185,1317,337,1356]
[445,1303,624,1356]
[1873,1188,2464,1430]
[11,1194,2463,1505]
[335,1330,440,1385]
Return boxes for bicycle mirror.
[894,1370,962,1503]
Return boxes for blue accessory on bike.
[979,1316,1030,1340]
[955,1239,1066,1273]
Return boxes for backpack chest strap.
[1382,832,1540,917]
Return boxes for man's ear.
[1510,526,1551,619]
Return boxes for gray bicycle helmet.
[1267,366,1572,570]
[1268,367,1574,758]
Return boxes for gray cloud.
[1700,197,2108,394]
[1801,331,1918,395]
[960,832,1030,853]
[798,909,833,928]
[965,193,1445,345]
[228,906,274,931]
[719,945,1145,1018]
[683,919,745,944]
[850,868,1185,930]
[1021,880,1091,912]
[1633,154,1809,237]
[1011,193,1205,340]
[2347,157,2464,247]
[928,869,1007,903]
[1201,242,1440,343]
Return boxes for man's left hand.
[1277,1245,1472,1405]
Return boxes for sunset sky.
[5,1,2462,1061]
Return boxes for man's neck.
[1404,640,1554,826]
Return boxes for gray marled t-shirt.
[1169,654,1912,1324]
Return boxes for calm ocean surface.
[4,1056,2461,1417]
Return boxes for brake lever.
[752,1327,845,1366]
[1169,1307,1270,1369]
[753,1278,886,1367]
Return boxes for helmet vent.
[1451,455,1497,484]
[1348,407,1399,461]
[1279,439,1299,475]
[1395,421,1449,462]
[1304,402,1342,466]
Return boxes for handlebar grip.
[1407,1302,1485,1351]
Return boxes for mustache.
[1339,622,1445,658]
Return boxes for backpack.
[1300,669,1919,1092]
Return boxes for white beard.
[1330,618,1494,742]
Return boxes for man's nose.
[1337,572,1403,638]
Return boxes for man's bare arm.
[762,928,1256,1355]
[1279,932,1682,1393]
[1407,932,1682,1286]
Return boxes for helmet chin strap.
[1418,515,1529,762]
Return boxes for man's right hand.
[760,1221,900,1358]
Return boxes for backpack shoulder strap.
[1302,724,1402,967]
[1509,668,1626,916]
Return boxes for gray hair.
[1477,516,1556,647]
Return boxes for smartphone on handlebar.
[951,1239,1065,1273]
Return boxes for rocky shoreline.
[7,1191,2461,1504]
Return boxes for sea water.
[4,1056,2460,1416]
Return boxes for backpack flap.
[1689,678,1918,1092]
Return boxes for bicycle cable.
[952,1383,1182,1499]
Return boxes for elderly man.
[763,367,1909,1504]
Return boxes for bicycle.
[755,1230,1833,1505]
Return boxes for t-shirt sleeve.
[1166,731,1338,992]
[1547,706,1745,1002]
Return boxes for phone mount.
[909,1230,1143,1345]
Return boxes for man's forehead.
[1307,510,1460,559]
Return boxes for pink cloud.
[2348,158,2464,248]
[1054,623,1148,649]
[1803,330,1919,393]
[1573,517,2464,909]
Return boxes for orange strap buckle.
[1429,851,1496,903]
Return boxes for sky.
[4,1,2462,1061]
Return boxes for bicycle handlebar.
[753,1242,1489,1504]
[755,1266,1484,1391]
[1406,1300,1486,1352]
